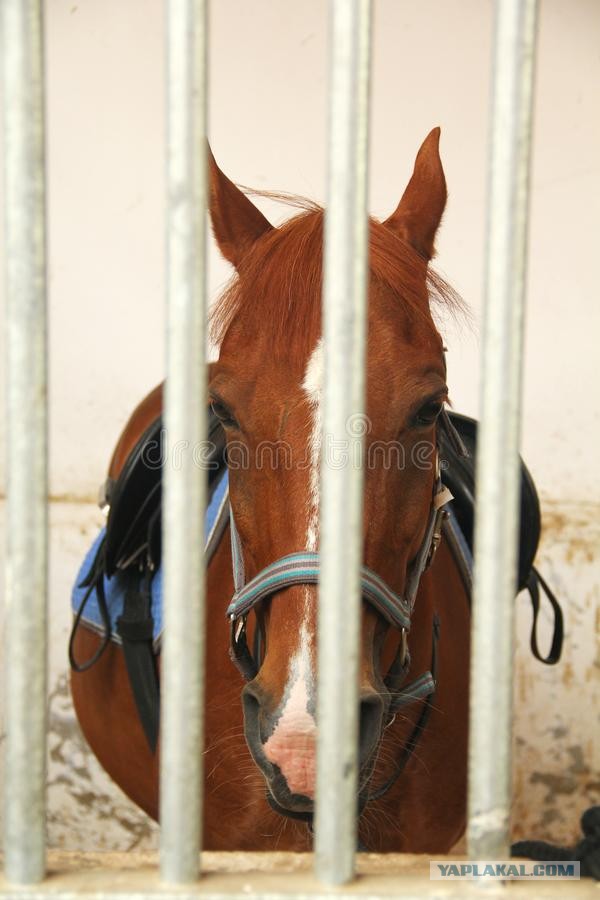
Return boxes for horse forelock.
[210,201,464,370]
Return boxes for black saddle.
[440,410,563,668]
[100,410,227,575]
[440,411,539,592]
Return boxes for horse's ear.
[384,127,447,261]
[208,146,273,268]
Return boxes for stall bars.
[1,0,540,894]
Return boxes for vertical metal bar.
[160,0,208,883]
[468,0,539,859]
[2,0,48,885]
[315,0,371,886]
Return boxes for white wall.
[0,0,598,850]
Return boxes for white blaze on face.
[301,337,323,552]
[262,624,316,797]
[260,341,323,797]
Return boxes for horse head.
[207,130,451,817]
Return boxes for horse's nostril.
[359,693,384,768]
[241,683,263,746]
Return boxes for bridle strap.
[227,551,412,631]
[227,465,453,642]
[368,613,440,802]
[229,615,259,682]
[405,482,453,609]
[226,458,453,688]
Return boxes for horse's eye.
[414,400,443,428]
[210,399,238,429]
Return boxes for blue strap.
[71,469,231,647]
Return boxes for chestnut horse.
[71,128,470,851]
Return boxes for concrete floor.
[0,851,598,899]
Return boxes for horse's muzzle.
[241,681,385,813]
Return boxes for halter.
[223,414,469,819]
[225,444,454,690]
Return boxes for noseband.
[225,416,465,688]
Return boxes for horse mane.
[210,191,465,367]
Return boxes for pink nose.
[263,711,317,797]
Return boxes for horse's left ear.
[384,127,447,261]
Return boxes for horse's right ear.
[208,146,273,268]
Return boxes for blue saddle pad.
[71,470,229,650]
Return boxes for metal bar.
[160,0,208,883]
[315,0,372,886]
[468,0,539,859]
[2,0,48,885]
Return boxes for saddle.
[100,411,227,575]
[439,411,539,592]
[70,407,563,752]
[69,410,227,751]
